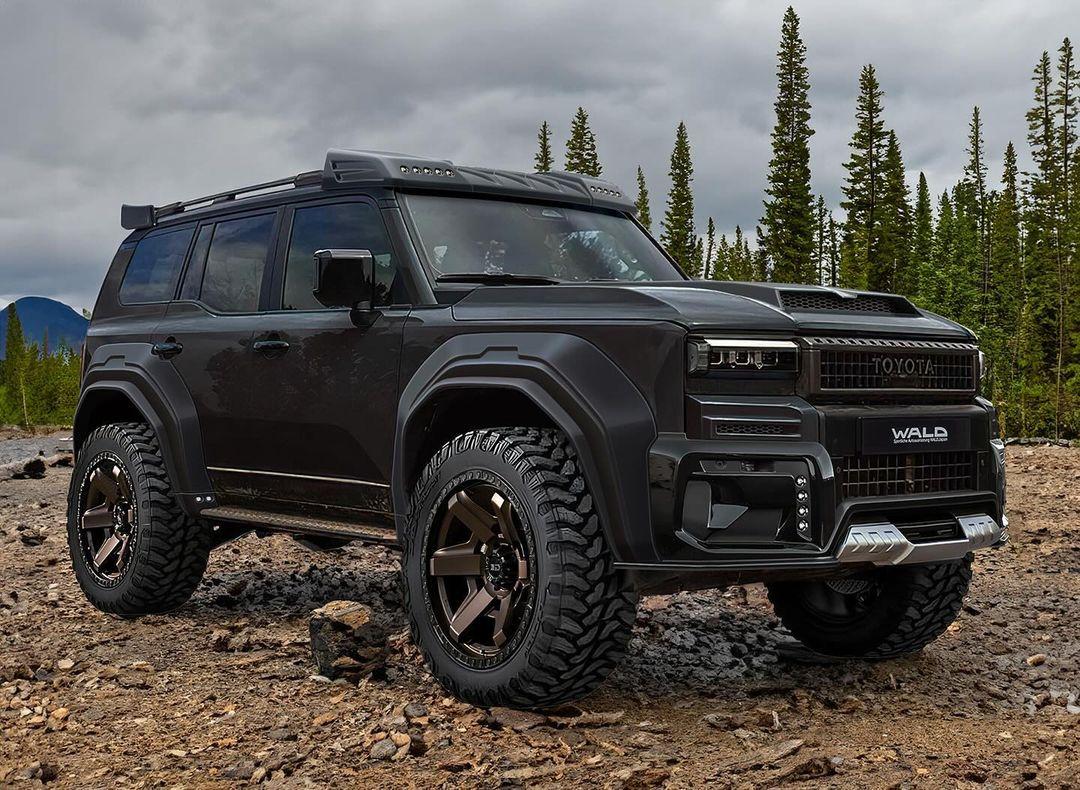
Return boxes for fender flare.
[394,332,659,563]
[75,343,212,512]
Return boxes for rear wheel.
[67,422,211,616]
[402,427,637,708]
[766,557,973,658]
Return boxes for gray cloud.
[0,0,1072,309]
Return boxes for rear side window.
[282,202,396,310]
[118,227,194,304]
[199,214,274,313]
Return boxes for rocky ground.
[0,440,1077,788]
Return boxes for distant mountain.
[0,297,88,359]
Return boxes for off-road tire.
[766,557,973,658]
[402,427,638,708]
[66,422,211,615]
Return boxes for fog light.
[797,505,808,516]
[798,519,809,532]
[796,490,808,502]
[795,475,807,487]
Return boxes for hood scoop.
[778,289,918,316]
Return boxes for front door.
[235,198,410,522]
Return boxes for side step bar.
[201,506,398,547]
[837,514,1003,566]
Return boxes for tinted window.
[118,227,194,303]
[200,214,274,313]
[179,224,214,301]
[283,202,396,310]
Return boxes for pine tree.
[759,6,815,284]
[840,64,888,289]
[713,234,730,281]
[703,217,717,279]
[635,166,653,231]
[988,142,1025,429]
[534,121,554,173]
[811,196,829,285]
[826,214,839,286]
[3,304,29,427]
[660,122,698,275]
[877,130,913,294]
[912,172,934,303]
[926,191,956,315]
[727,226,753,281]
[960,107,991,324]
[564,107,602,177]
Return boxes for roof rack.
[121,170,322,230]
[122,149,636,231]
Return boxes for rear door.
[235,197,410,521]
[154,210,280,487]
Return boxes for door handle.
[253,339,290,354]
[151,340,183,360]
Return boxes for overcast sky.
[0,0,1073,311]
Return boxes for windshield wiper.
[436,273,561,285]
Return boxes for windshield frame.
[397,190,687,287]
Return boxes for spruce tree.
[912,172,934,303]
[703,217,717,279]
[534,121,554,173]
[660,122,698,275]
[635,166,653,231]
[759,6,815,284]
[840,64,887,289]
[713,234,730,281]
[826,214,839,286]
[564,107,602,177]
[877,130,913,294]
[812,196,828,285]
[3,304,29,427]
[962,107,991,323]
[727,226,752,281]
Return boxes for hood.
[450,280,975,340]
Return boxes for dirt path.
[1,447,1076,787]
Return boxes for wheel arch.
[76,343,212,511]
[395,332,659,563]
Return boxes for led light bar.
[687,338,799,375]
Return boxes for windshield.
[403,194,683,283]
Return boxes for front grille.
[837,452,976,499]
[781,291,914,314]
[809,338,978,393]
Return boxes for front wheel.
[766,557,973,658]
[402,428,637,708]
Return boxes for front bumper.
[631,396,1006,583]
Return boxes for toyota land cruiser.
[67,149,1007,707]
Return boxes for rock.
[309,601,388,680]
[488,706,547,732]
[369,738,397,761]
[1026,653,1047,667]
[220,760,257,780]
[403,702,428,720]
[266,728,297,742]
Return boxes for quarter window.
[283,202,396,310]
[118,226,194,304]
[200,214,275,313]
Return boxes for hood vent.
[780,290,916,315]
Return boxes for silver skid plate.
[837,514,1002,566]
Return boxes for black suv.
[68,150,1006,707]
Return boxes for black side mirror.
[312,249,378,327]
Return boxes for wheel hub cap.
[426,482,534,659]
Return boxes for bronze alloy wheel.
[77,454,138,585]
[426,480,536,663]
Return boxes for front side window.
[403,194,682,283]
[282,202,397,310]
[119,226,194,303]
[199,214,274,313]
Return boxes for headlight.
[687,338,799,376]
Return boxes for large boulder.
[309,600,388,680]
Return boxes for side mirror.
[312,249,378,327]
